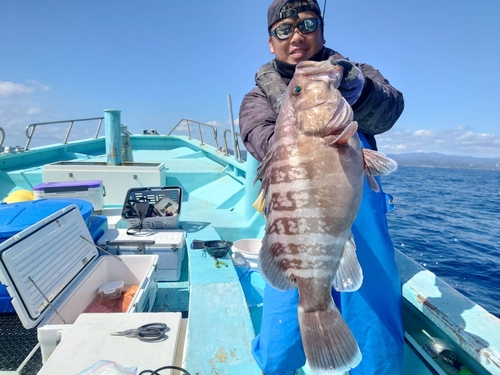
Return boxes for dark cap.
[267,0,322,30]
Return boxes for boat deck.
[0,135,265,374]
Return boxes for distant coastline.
[387,152,500,170]
[237,150,499,170]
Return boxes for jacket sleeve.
[239,86,277,162]
[351,63,404,135]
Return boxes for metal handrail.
[24,117,104,150]
[222,129,243,162]
[0,127,5,148]
[168,119,219,149]
[168,118,244,163]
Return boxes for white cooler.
[98,229,186,281]
[0,205,158,362]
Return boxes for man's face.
[268,10,325,65]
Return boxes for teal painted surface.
[397,251,500,374]
[401,340,434,375]
[185,283,260,374]
[183,227,261,374]
[244,153,261,221]
[104,109,122,165]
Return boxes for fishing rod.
[323,0,327,20]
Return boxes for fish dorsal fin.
[362,148,398,192]
[332,234,363,292]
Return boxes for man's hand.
[331,60,365,106]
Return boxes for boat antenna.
[322,0,327,20]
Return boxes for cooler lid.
[0,199,93,241]
[33,180,102,191]
[0,205,98,329]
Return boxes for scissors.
[109,322,168,342]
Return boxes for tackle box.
[34,180,106,213]
[121,186,182,229]
[0,204,158,362]
[98,228,186,281]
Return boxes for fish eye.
[292,85,302,95]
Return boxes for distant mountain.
[387,152,500,170]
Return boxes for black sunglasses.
[269,18,322,40]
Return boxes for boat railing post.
[227,94,238,162]
[104,109,122,165]
[245,153,261,221]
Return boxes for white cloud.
[0,80,49,97]
[27,107,42,115]
[413,129,435,137]
[0,81,34,97]
[0,80,56,147]
[378,127,500,158]
[456,131,474,140]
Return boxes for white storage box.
[37,312,182,375]
[98,229,186,281]
[0,204,158,362]
[34,180,106,213]
[121,186,182,229]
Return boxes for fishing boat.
[0,112,499,375]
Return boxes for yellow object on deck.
[252,190,266,217]
[4,189,34,203]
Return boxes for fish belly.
[260,134,363,288]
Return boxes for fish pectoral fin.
[362,148,398,192]
[326,121,358,145]
[332,235,363,292]
[362,148,398,176]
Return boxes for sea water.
[382,166,500,318]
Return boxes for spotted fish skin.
[257,60,397,374]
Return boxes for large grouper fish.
[256,60,398,374]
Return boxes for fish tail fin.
[299,301,362,374]
[332,234,363,292]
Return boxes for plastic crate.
[121,186,182,229]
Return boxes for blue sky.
[1,0,500,158]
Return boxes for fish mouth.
[296,60,332,75]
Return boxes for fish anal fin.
[332,235,363,292]
[326,121,358,146]
[299,301,362,373]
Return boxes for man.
[239,0,405,374]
